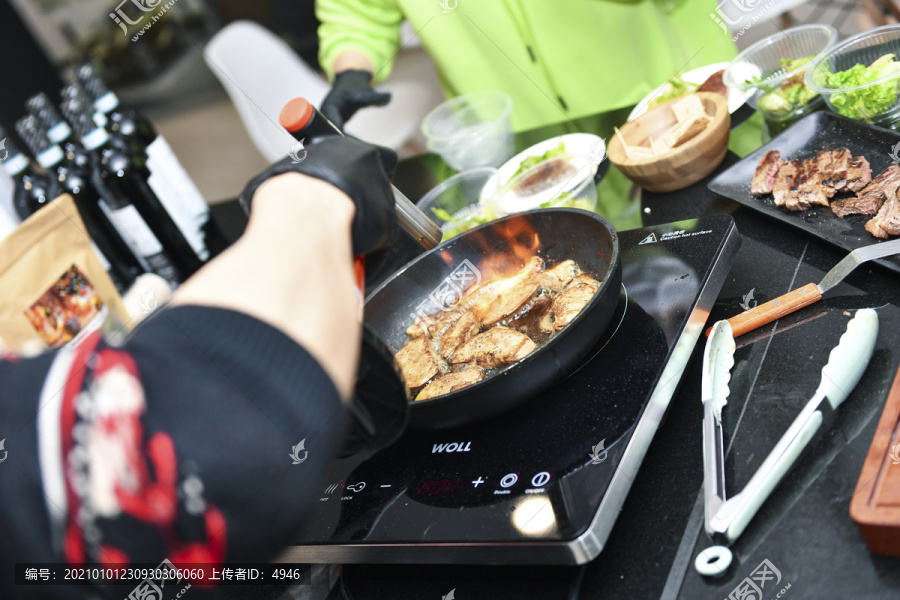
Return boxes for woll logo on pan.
[890,141,900,165]
[439,0,458,13]
[0,138,7,162]
[739,288,757,311]
[890,443,900,465]
[589,439,607,464]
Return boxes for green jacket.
[317,0,738,132]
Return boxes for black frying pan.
[364,209,622,430]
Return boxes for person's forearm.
[171,173,359,400]
[332,49,375,76]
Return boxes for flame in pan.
[474,216,542,282]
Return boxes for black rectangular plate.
[708,111,900,274]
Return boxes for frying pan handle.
[706,283,822,338]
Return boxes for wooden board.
[851,364,900,556]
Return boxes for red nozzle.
[279,97,315,133]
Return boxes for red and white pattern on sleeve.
[43,332,227,569]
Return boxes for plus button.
[472,477,485,488]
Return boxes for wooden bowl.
[608,92,730,193]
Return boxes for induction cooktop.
[280,215,740,566]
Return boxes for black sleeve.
[0,306,346,597]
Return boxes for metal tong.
[701,309,879,545]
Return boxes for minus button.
[380,484,391,488]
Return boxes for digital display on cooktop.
[290,216,738,550]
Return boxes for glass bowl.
[491,153,598,217]
[724,24,837,124]
[416,167,500,241]
[806,24,900,128]
[421,91,514,170]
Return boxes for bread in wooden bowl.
[608,92,730,193]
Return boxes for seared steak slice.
[865,193,900,238]
[846,155,872,192]
[794,158,821,210]
[817,150,836,201]
[832,195,884,217]
[832,164,900,217]
[751,150,782,195]
[772,159,799,208]
[829,148,852,191]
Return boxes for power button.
[531,471,551,487]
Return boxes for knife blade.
[714,237,900,338]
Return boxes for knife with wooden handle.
[710,237,900,338]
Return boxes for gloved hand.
[320,69,391,130]
[240,136,398,256]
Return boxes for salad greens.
[751,57,818,118]
[649,74,700,109]
[509,140,567,180]
[539,191,595,211]
[825,53,900,123]
[432,204,498,241]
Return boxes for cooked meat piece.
[406,309,466,340]
[459,256,544,327]
[450,327,537,369]
[568,273,602,290]
[816,150,836,201]
[793,158,820,210]
[846,155,872,193]
[534,259,582,292]
[550,275,600,330]
[751,150,782,195]
[772,159,799,208]
[698,69,727,96]
[834,164,900,218]
[865,193,900,238]
[415,369,484,401]
[395,337,441,389]
[832,195,884,218]
[439,310,481,359]
[829,148,852,191]
[506,293,554,339]
[831,164,900,217]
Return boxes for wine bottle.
[16,114,144,291]
[60,98,191,286]
[77,64,211,240]
[25,93,72,145]
[0,124,60,221]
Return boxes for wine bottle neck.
[81,127,111,152]
[2,153,30,177]
[36,145,65,170]
[95,91,120,115]
[47,121,73,144]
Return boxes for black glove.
[320,69,391,130]
[239,136,398,256]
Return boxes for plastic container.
[421,91,514,170]
[806,24,900,128]
[492,154,598,217]
[416,167,500,241]
[724,24,837,125]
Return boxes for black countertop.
[209,112,900,600]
